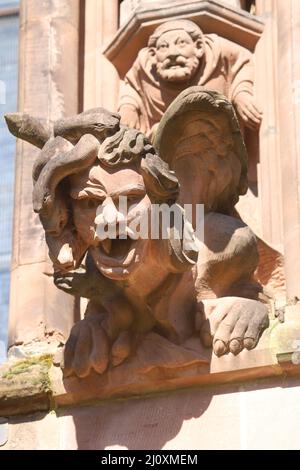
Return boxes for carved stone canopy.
[103,0,264,78]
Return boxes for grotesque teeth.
[57,243,74,265]
[99,227,139,256]
[101,238,112,254]
[126,226,139,240]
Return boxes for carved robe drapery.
[119,34,255,135]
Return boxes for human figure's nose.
[167,44,180,59]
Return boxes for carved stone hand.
[119,104,140,129]
[233,92,263,130]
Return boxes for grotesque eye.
[127,195,142,207]
[129,139,136,149]
[87,199,99,209]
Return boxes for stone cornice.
[1,305,300,418]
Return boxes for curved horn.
[33,133,100,213]
[32,136,74,184]
[4,113,52,149]
[141,153,179,203]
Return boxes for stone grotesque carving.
[119,20,262,139]
[5,87,269,379]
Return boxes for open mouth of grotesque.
[99,236,136,263]
[90,235,142,275]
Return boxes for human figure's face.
[155,29,201,83]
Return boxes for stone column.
[255,0,283,252]
[276,0,300,302]
[84,0,119,111]
[9,0,81,348]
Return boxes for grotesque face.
[154,29,202,83]
[70,163,151,280]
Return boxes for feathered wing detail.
[153,87,248,215]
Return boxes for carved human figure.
[118,19,262,142]
[5,88,269,379]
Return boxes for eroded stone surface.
[4,88,272,382]
[0,356,52,417]
[118,19,262,137]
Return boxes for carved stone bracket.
[1,304,300,417]
[103,0,264,78]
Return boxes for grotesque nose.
[103,198,118,224]
[94,197,125,226]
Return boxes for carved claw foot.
[63,316,132,378]
[196,297,269,357]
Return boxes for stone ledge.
[49,326,293,409]
[0,356,52,417]
[1,306,300,418]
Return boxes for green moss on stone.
[1,354,53,392]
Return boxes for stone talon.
[243,337,256,350]
[200,298,269,357]
[213,340,228,357]
[229,338,243,355]
[111,331,131,367]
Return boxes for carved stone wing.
[153,86,248,214]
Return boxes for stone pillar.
[8,0,81,348]
[276,0,300,301]
[84,0,119,111]
[255,0,283,252]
